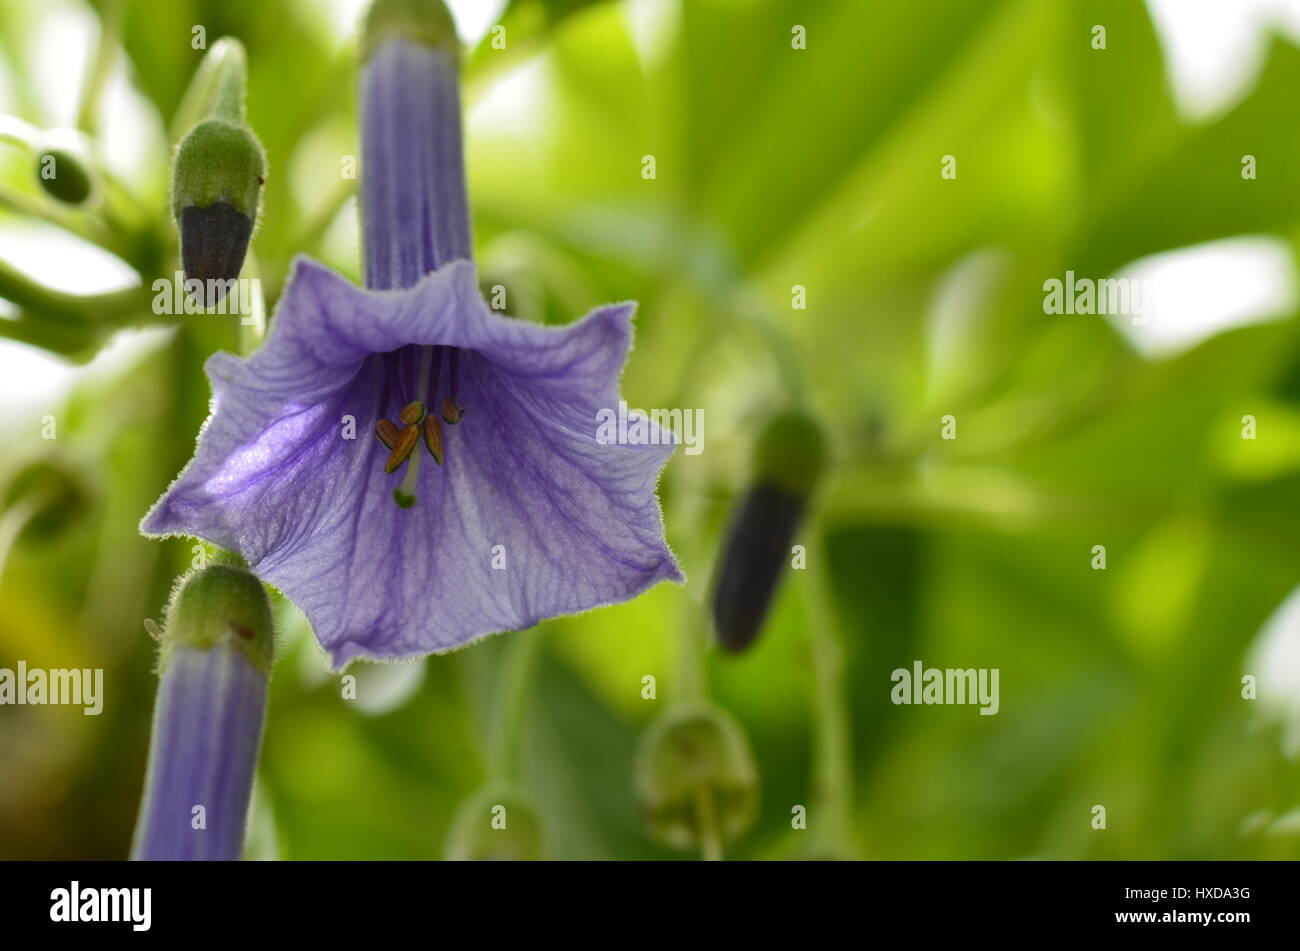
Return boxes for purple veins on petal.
[142,260,682,668]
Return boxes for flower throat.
[374,344,465,508]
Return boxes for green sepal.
[171,118,265,222]
[362,0,460,61]
[752,410,827,498]
[159,564,274,677]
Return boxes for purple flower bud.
[131,564,273,861]
[171,39,265,306]
[711,412,826,652]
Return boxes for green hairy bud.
[171,38,266,306]
[35,146,94,205]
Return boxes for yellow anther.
[440,398,463,425]
[384,423,421,473]
[400,400,427,425]
[375,418,399,450]
[422,414,444,464]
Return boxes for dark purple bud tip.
[180,201,252,306]
[711,483,805,653]
[711,410,827,653]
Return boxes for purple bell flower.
[142,2,681,668]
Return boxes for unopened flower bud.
[635,703,758,854]
[172,118,264,306]
[2,458,90,545]
[711,411,826,652]
[34,135,95,205]
[444,785,545,861]
[131,564,273,860]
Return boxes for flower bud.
[635,703,758,853]
[2,459,90,545]
[131,564,273,860]
[172,118,264,306]
[444,785,545,861]
[711,411,826,652]
[33,136,94,205]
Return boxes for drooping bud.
[444,785,545,861]
[131,564,274,860]
[171,39,265,308]
[32,132,95,205]
[173,119,264,306]
[1,458,90,545]
[711,411,826,653]
[635,703,758,857]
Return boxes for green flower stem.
[722,293,808,408]
[236,250,267,354]
[170,38,250,141]
[0,178,157,274]
[676,601,707,704]
[0,184,110,245]
[0,256,153,325]
[76,0,123,136]
[692,782,723,861]
[488,627,541,782]
[804,521,855,855]
[0,488,47,584]
[0,115,38,150]
[668,491,709,704]
[0,310,95,354]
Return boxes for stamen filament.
[427,345,443,406]
[447,348,459,401]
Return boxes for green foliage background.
[2,0,1300,859]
